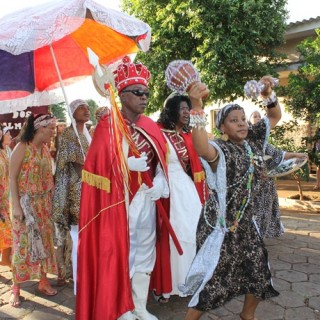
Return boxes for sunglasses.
[122,89,150,98]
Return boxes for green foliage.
[50,102,67,121]
[269,120,309,181]
[284,29,320,123]
[212,127,221,138]
[86,99,99,125]
[268,120,300,151]
[122,0,288,113]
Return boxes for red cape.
[76,114,133,320]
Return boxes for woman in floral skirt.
[0,125,13,267]
[9,113,58,307]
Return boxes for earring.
[221,132,229,141]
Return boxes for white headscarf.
[70,99,89,115]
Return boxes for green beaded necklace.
[229,141,254,232]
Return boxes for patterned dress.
[0,148,12,250]
[253,144,285,238]
[53,126,89,228]
[184,119,279,311]
[12,143,57,282]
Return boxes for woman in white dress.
[153,93,207,301]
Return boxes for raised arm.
[259,76,281,129]
[284,151,308,161]
[188,83,219,168]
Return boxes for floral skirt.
[11,194,57,283]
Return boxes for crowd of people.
[0,57,312,320]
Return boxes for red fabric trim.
[181,132,208,204]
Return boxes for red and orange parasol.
[0,0,151,113]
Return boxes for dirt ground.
[275,173,320,201]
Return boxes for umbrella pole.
[49,44,87,158]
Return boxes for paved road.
[0,209,319,320]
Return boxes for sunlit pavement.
[1,208,319,320]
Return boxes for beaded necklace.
[204,141,255,233]
[229,144,254,232]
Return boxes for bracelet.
[266,99,278,109]
[189,110,207,129]
[207,153,219,163]
[262,91,277,106]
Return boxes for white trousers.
[70,224,78,295]
[129,188,156,278]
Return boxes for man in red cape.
[76,57,172,320]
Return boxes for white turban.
[70,99,89,115]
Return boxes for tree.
[86,99,99,125]
[284,29,320,124]
[50,102,67,121]
[122,0,288,113]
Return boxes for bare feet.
[9,285,21,308]
[38,278,57,296]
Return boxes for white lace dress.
[165,135,202,297]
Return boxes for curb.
[279,197,320,213]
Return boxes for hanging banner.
[0,106,49,138]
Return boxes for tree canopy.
[87,99,99,125]
[50,102,67,121]
[284,29,320,124]
[122,0,288,113]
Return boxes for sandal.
[152,290,169,304]
[56,276,67,286]
[38,278,58,296]
[9,285,21,308]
